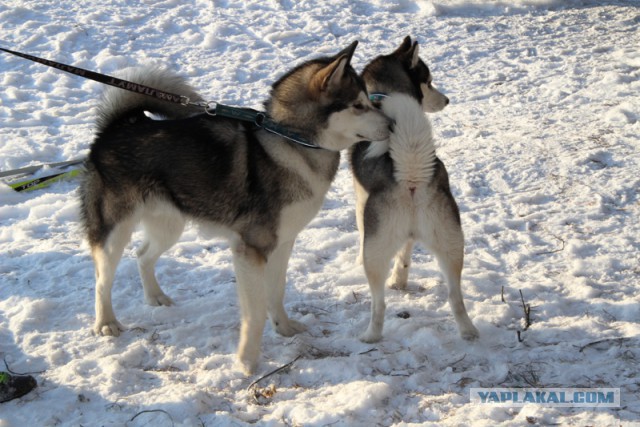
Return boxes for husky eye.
[353,103,365,110]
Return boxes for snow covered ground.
[1,0,639,425]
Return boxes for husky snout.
[422,84,450,113]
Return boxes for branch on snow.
[501,287,532,343]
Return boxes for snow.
[1,0,639,425]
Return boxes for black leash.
[0,47,319,149]
[0,47,194,106]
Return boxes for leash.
[0,47,319,149]
[0,47,195,107]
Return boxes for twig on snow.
[3,355,46,375]
[247,355,301,391]
[451,354,467,367]
[519,290,531,331]
[501,289,532,342]
[535,233,566,255]
[577,337,634,353]
[129,409,174,426]
[247,355,302,405]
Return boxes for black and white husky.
[350,36,479,343]
[80,41,390,374]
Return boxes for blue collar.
[369,93,388,103]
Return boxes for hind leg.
[361,236,403,343]
[93,217,137,336]
[387,239,414,290]
[360,208,406,343]
[434,246,479,340]
[421,214,479,341]
[266,240,306,336]
[137,209,185,306]
[232,242,268,375]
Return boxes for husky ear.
[311,41,357,94]
[392,36,413,56]
[334,40,358,63]
[409,41,420,69]
[392,36,421,69]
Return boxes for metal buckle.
[254,113,266,127]
[204,101,218,116]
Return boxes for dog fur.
[80,41,391,374]
[350,36,479,343]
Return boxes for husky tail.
[82,67,203,248]
[367,93,437,184]
[95,66,205,132]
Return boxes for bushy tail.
[96,66,205,132]
[379,93,437,184]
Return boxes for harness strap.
[213,104,317,149]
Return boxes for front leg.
[266,240,306,336]
[353,177,369,265]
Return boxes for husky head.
[265,41,391,151]
[362,36,449,113]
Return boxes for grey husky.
[350,36,479,343]
[80,41,390,374]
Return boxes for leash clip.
[254,112,266,127]
[204,101,218,116]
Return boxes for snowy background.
[1,0,639,425]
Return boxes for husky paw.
[387,270,409,290]
[145,293,174,307]
[274,319,307,337]
[359,329,382,344]
[94,320,125,337]
[237,346,260,375]
[387,280,408,290]
[460,325,480,341]
[238,357,258,376]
